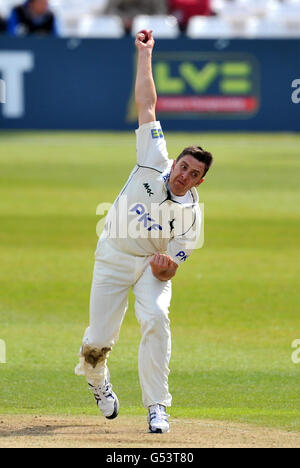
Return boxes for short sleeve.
[136,121,169,172]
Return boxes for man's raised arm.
[135,30,157,127]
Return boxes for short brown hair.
[176,146,213,177]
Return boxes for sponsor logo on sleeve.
[151,128,164,139]
[176,251,188,262]
[162,172,170,182]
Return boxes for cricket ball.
[138,29,150,43]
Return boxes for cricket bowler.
[75,30,213,433]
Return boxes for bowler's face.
[169,155,205,196]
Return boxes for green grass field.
[0,131,299,431]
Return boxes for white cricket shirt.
[100,121,201,266]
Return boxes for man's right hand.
[135,30,155,51]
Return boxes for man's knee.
[140,306,170,335]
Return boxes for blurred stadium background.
[1,0,300,38]
[0,0,299,130]
[0,0,300,442]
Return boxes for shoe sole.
[105,398,120,420]
[148,426,169,434]
[149,428,162,433]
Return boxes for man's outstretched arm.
[135,30,157,127]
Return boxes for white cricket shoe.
[147,404,170,433]
[88,381,120,420]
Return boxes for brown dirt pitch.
[0,415,300,448]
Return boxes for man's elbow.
[136,99,157,113]
[137,106,157,126]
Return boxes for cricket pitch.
[0,415,300,448]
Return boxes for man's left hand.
[150,252,178,281]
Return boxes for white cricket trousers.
[78,239,172,409]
